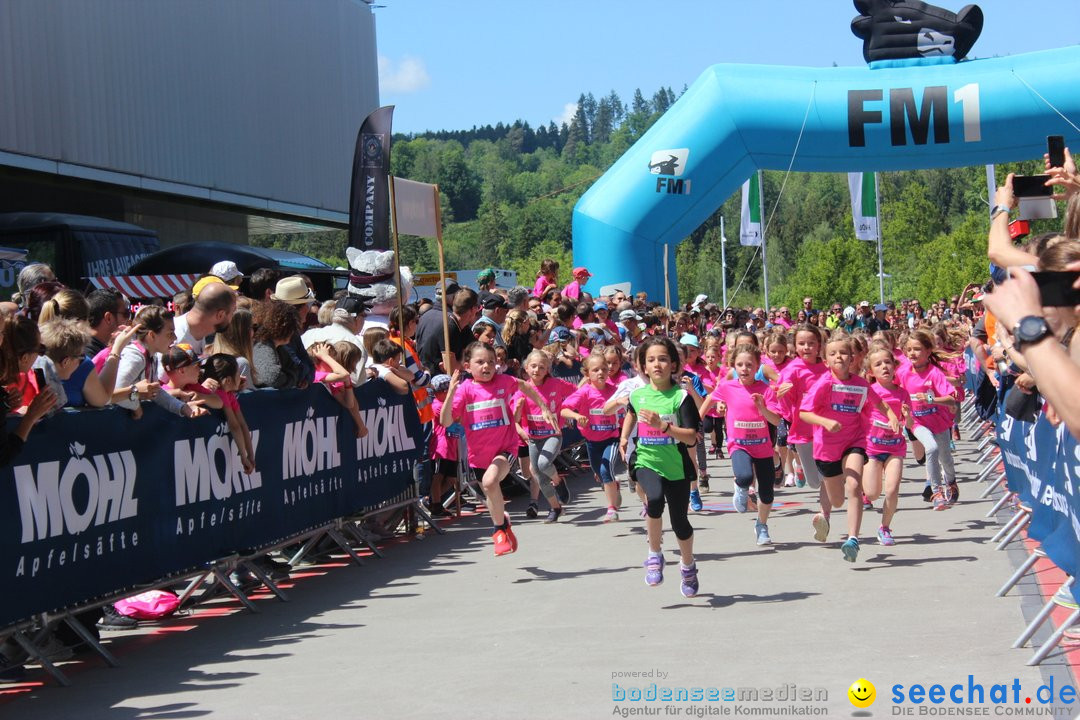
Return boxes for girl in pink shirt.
[896,329,960,510]
[763,331,796,486]
[863,348,912,546]
[561,354,622,522]
[699,344,725,463]
[532,258,559,299]
[514,350,576,523]
[429,376,460,518]
[778,325,828,495]
[800,334,899,563]
[699,345,784,545]
[441,343,559,557]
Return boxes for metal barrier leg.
[211,567,260,613]
[980,474,1007,500]
[996,513,1031,550]
[1014,578,1073,648]
[971,423,990,442]
[287,531,326,567]
[990,510,1026,543]
[986,489,1014,517]
[12,630,69,687]
[997,550,1042,597]
[240,560,288,602]
[1027,607,1080,666]
[413,501,446,535]
[975,460,998,484]
[326,527,365,567]
[62,614,119,667]
[343,523,385,558]
[176,570,213,609]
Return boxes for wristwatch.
[128,385,140,403]
[990,204,1011,220]
[1013,315,1052,350]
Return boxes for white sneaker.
[604,508,619,523]
[732,484,749,513]
[783,473,796,487]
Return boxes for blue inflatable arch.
[572,47,1080,302]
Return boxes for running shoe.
[680,564,699,598]
[732,484,749,513]
[877,525,895,546]
[1053,585,1079,609]
[555,481,571,504]
[689,489,703,512]
[952,425,961,441]
[841,536,860,562]
[644,553,665,586]
[544,507,562,523]
[812,512,830,542]
[698,477,710,493]
[604,507,619,523]
[862,493,873,511]
[946,481,959,505]
[795,464,806,488]
[783,473,796,488]
[755,522,772,545]
[949,440,956,451]
[492,526,514,556]
[932,490,947,511]
[505,518,518,552]
[921,484,933,502]
[525,502,539,519]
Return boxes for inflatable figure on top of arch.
[572,0,1080,302]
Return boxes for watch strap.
[990,204,1011,220]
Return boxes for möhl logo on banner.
[282,407,341,480]
[175,423,262,506]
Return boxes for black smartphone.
[1012,174,1053,198]
[1048,135,1066,168]
[33,367,46,388]
[1032,271,1080,307]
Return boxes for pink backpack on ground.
[113,590,180,620]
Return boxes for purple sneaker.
[644,553,665,586]
[680,564,699,598]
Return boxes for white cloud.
[378,54,430,94]
[554,101,578,127]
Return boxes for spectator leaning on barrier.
[86,288,129,358]
[252,300,304,389]
[0,314,55,461]
[270,276,317,387]
[301,294,370,387]
[115,306,206,419]
[209,307,257,390]
[34,318,94,408]
[173,281,237,357]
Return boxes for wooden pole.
[432,184,454,375]
[388,176,408,366]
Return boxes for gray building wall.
[0,0,379,223]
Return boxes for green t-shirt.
[628,385,698,481]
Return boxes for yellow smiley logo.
[848,678,876,708]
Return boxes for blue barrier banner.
[0,380,421,628]
[1039,427,1080,604]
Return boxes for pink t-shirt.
[895,362,956,434]
[866,382,910,458]
[779,358,828,445]
[430,397,458,461]
[533,275,554,298]
[518,376,576,440]
[698,366,723,418]
[450,373,521,467]
[314,364,350,393]
[710,378,778,459]
[562,280,583,301]
[801,372,881,462]
[563,381,620,442]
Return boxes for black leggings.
[703,415,723,448]
[635,468,694,541]
[731,450,775,505]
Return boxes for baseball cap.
[476,268,496,285]
[430,374,452,392]
[549,326,573,343]
[572,266,592,278]
[210,260,244,286]
[692,293,708,308]
[679,333,700,348]
[481,294,508,310]
[593,301,609,313]
[192,275,225,298]
[859,300,870,308]
[873,303,887,312]
[435,280,460,299]
[336,295,371,317]
[619,310,641,322]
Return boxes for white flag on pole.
[392,177,439,238]
[848,172,878,241]
[739,177,761,246]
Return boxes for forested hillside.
[254,87,1055,307]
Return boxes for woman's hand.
[982,267,1045,331]
[26,388,57,421]
[110,323,141,355]
[135,380,160,400]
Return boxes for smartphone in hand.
[1032,270,1080,307]
[1048,135,1066,168]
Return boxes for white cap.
[210,260,244,285]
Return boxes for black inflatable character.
[649,155,681,175]
[851,0,983,65]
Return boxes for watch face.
[1018,316,1049,341]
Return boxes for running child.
[763,331,796,486]
[619,337,702,597]
[799,333,900,562]
[562,354,622,521]
[863,348,912,546]
[777,324,828,495]
[516,350,575,522]
[698,344,784,545]
[699,342,725,463]
[896,329,960,509]
[603,351,648,514]
[440,342,559,556]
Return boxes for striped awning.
[89,274,199,298]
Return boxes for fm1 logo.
[848,83,980,147]
[649,148,691,195]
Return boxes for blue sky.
[375,1,1080,133]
